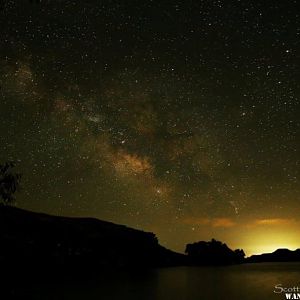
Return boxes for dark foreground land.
[1,205,300,283]
[0,205,185,277]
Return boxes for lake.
[9,262,300,299]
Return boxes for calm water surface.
[14,263,300,300]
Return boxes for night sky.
[0,0,299,255]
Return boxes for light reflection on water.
[15,263,300,300]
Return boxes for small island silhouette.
[185,239,245,265]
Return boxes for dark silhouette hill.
[185,239,245,265]
[4,204,297,280]
[246,248,300,263]
[0,205,186,277]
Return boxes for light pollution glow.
[0,1,299,257]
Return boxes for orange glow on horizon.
[240,228,300,257]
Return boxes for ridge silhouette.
[2,205,300,283]
[0,205,185,277]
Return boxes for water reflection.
[10,263,300,300]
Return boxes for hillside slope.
[0,205,185,275]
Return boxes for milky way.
[0,0,299,254]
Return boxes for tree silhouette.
[0,162,21,205]
[185,238,245,265]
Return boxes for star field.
[0,0,299,255]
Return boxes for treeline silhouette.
[2,204,300,281]
[2,161,300,282]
